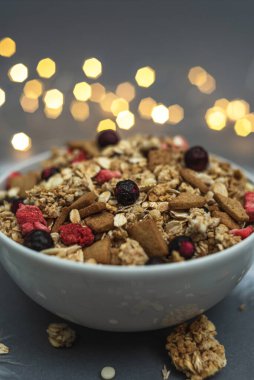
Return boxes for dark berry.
[23,230,54,251]
[184,146,209,172]
[115,180,140,206]
[41,167,60,181]
[97,130,120,148]
[168,236,195,259]
[9,197,25,214]
[146,257,166,265]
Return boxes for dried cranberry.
[97,130,120,148]
[115,180,140,206]
[168,236,195,259]
[24,230,54,251]
[41,167,60,181]
[184,146,209,172]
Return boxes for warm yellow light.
[226,99,249,121]
[234,118,252,137]
[44,89,64,109]
[11,132,32,151]
[135,66,155,88]
[36,58,56,78]
[138,97,157,119]
[73,82,91,101]
[82,57,102,79]
[23,79,44,99]
[8,63,28,83]
[97,119,116,132]
[151,104,169,124]
[116,82,135,102]
[214,98,229,110]
[111,98,129,116]
[198,74,216,94]
[116,110,135,130]
[0,37,16,57]
[100,92,117,112]
[168,104,184,124]
[205,107,227,131]
[44,106,63,119]
[188,66,207,86]
[70,101,89,121]
[245,113,254,132]
[20,94,39,113]
[0,88,6,107]
[90,83,106,102]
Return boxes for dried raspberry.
[59,223,94,247]
[230,225,254,239]
[16,204,48,235]
[6,171,21,190]
[71,150,87,164]
[95,169,121,184]
[21,221,50,235]
[244,192,254,222]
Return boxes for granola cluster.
[0,133,253,265]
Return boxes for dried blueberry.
[115,180,140,206]
[168,236,195,259]
[97,130,120,148]
[41,167,60,181]
[24,230,54,251]
[9,197,25,214]
[184,146,209,172]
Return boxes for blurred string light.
[8,63,28,82]
[97,119,116,132]
[82,57,102,79]
[214,98,229,110]
[188,66,216,94]
[198,74,216,94]
[0,88,6,107]
[43,89,64,109]
[135,66,155,88]
[11,132,31,151]
[23,79,44,99]
[226,99,249,121]
[111,98,129,116]
[245,113,254,132]
[36,58,56,78]
[90,83,105,102]
[116,110,135,129]
[168,104,184,124]
[116,82,135,102]
[44,106,63,119]
[70,100,89,121]
[205,106,227,131]
[20,94,39,113]
[151,104,169,124]
[73,82,91,101]
[100,92,117,112]
[138,97,157,119]
[234,118,252,137]
[0,37,16,57]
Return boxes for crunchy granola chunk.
[118,238,148,265]
[47,323,76,348]
[166,315,227,380]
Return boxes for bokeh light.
[90,83,105,102]
[8,63,28,83]
[23,79,44,99]
[205,107,227,131]
[116,110,135,130]
[20,94,39,113]
[135,66,155,88]
[138,97,157,119]
[0,88,6,107]
[44,89,64,109]
[82,57,102,79]
[234,118,252,137]
[151,104,169,124]
[188,66,207,86]
[198,74,216,94]
[70,101,89,121]
[97,119,116,132]
[100,92,117,112]
[245,113,254,132]
[44,106,63,119]
[11,132,32,151]
[116,82,135,102]
[111,98,129,116]
[0,37,16,57]
[73,82,91,101]
[226,99,249,121]
[168,104,184,124]
[36,58,56,78]
[214,98,229,110]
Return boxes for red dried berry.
[95,169,121,184]
[16,204,48,235]
[244,192,254,222]
[21,221,50,235]
[59,223,94,247]
[71,150,87,164]
[6,171,21,190]
[230,225,254,240]
[168,236,195,259]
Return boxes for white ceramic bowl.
[0,153,254,332]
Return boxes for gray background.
[1,1,254,379]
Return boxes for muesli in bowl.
[0,131,254,265]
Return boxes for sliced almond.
[69,209,81,224]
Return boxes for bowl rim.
[0,150,254,275]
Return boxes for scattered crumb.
[100,366,116,379]
[46,323,76,348]
[238,303,246,312]
[0,342,9,355]
[161,364,170,379]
